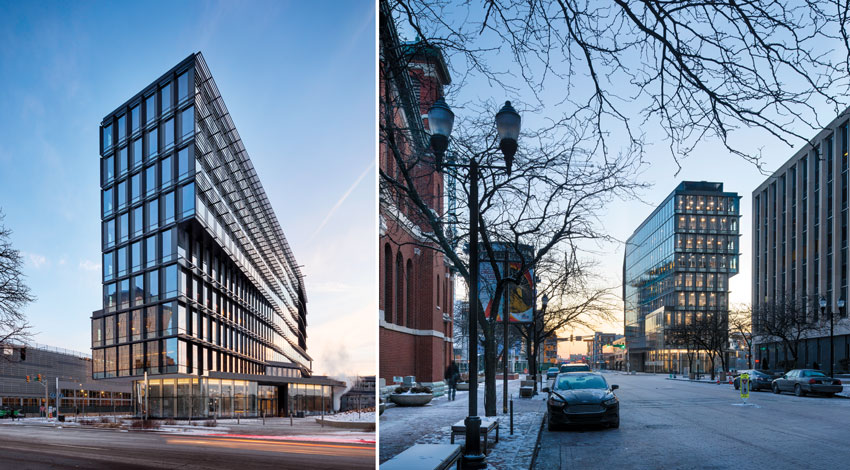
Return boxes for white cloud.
[78,259,100,272]
[27,253,47,269]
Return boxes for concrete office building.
[0,343,132,416]
[95,52,342,419]
[624,181,740,373]
[753,111,850,372]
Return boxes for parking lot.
[534,371,850,470]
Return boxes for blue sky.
[0,0,376,377]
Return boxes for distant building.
[0,343,132,416]
[624,181,740,373]
[542,336,559,365]
[339,376,376,411]
[590,333,623,369]
[611,337,627,370]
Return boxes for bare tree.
[667,320,699,376]
[391,0,850,172]
[729,304,754,369]
[690,311,729,380]
[753,294,824,371]
[0,210,35,355]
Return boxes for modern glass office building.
[624,181,740,373]
[93,53,342,418]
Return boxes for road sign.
[50,393,55,398]
[740,373,750,402]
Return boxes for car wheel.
[609,417,620,429]
[794,384,805,397]
[547,415,558,432]
[772,383,780,394]
[825,393,835,398]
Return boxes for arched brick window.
[396,252,404,325]
[406,259,414,328]
[384,243,392,323]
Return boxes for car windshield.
[555,374,607,390]
[560,364,590,372]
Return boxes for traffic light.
[37,374,42,382]
[26,375,30,383]
[20,347,26,361]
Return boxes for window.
[92,318,103,348]
[117,181,127,209]
[146,235,157,268]
[131,241,142,272]
[161,83,172,113]
[130,172,141,203]
[162,301,175,335]
[162,228,175,262]
[178,71,190,102]
[146,127,158,159]
[118,146,128,176]
[164,337,178,373]
[132,206,143,238]
[163,118,174,150]
[132,138,143,168]
[118,312,127,342]
[103,251,114,281]
[119,344,130,376]
[133,274,144,306]
[145,306,158,339]
[103,187,114,216]
[146,199,159,232]
[118,212,129,243]
[102,123,113,151]
[119,279,130,309]
[163,191,175,224]
[105,315,115,345]
[131,105,140,133]
[117,114,126,142]
[142,171,157,202]
[177,146,191,180]
[147,270,159,303]
[145,94,156,124]
[117,246,127,277]
[103,155,114,184]
[133,342,145,374]
[161,155,173,189]
[180,106,194,140]
[181,183,195,218]
[104,219,115,248]
[105,283,117,312]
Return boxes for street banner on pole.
[480,242,534,322]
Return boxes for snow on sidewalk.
[379,379,546,469]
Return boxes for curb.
[528,411,546,470]
[314,418,375,431]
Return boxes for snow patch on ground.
[321,410,375,423]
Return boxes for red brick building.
[379,7,453,385]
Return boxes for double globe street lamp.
[428,97,520,469]
[818,296,846,378]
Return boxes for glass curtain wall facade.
[94,53,312,418]
[753,113,850,372]
[625,182,740,372]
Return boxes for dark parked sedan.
[545,372,619,430]
[733,370,773,391]
[546,367,560,379]
[771,369,842,397]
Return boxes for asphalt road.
[535,371,850,470]
[0,425,374,469]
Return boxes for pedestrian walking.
[445,361,460,401]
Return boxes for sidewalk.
[379,379,546,469]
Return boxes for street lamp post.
[835,299,845,377]
[819,297,829,374]
[429,97,519,470]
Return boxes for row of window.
[103,264,178,312]
[675,234,737,253]
[676,214,738,232]
[675,253,739,271]
[102,143,194,196]
[103,183,195,249]
[102,69,193,152]
[675,194,738,214]
[94,301,272,362]
[674,272,729,291]
[104,228,175,281]
[93,339,263,379]
[676,291,728,308]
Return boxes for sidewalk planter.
[389,393,433,406]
